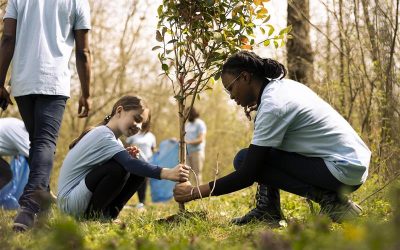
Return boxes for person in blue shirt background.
[185,107,207,185]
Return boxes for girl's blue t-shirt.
[57,126,125,199]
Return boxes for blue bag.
[149,139,179,202]
[0,155,29,210]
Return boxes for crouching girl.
[57,96,190,219]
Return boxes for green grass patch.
[0,179,399,250]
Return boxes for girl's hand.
[126,146,140,159]
[173,181,194,203]
[161,164,190,182]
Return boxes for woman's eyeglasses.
[224,72,243,95]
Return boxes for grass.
[0,178,398,250]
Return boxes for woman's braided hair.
[222,50,287,80]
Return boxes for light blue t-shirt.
[0,118,29,157]
[252,79,371,186]
[57,126,125,216]
[185,119,207,154]
[3,0,91,97]
[126,132,156,161]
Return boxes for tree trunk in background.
[287,0,314,84]
[338,0,346,110]
[325,4,331,83]
[377,0,399,175]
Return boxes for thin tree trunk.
[178,99,186,211]
[338,0,346,110]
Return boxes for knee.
[233,148,248,171]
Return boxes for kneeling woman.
[174,51,371,224]
[57,96,190,218]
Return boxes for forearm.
[187,134,204,145]
[206,144,273,196]
[113,150,162,179]
[187,138,202,145]
[160,168,175,180]
[191,183,211,199]
[0,35,15,87]
[76,49,91,98]
[208,170,255,196]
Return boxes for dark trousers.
[84,159,145,219]
[0,157,12,190]
[137,178,147,204]
[233,148,360,203]
[15,95,67,213]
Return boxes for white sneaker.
[136,203,145,209]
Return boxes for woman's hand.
[126,146,140,159]
[0,86,13,111]
[160,164,190,182]
[173,181,194,203]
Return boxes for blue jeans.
[15,95,67,213]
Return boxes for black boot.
[309,189,362,223]
[13,207,36,232]
[231,185,284,225]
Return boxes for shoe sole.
[13,223,29,232]
[334,202,362,223]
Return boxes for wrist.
[191,184,211,200]
[160,168,169,180]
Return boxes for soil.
[157,210,208,223]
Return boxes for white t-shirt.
[0,118,29,157]
[185,119,207,154]
[252,79,371,186]
[126,132,156,161]
[3,0,91,97]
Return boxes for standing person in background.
[0,0,92,231]
[0,118,29,190]
[185,107,207,185]
[126,126,157,209]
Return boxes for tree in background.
[287,0,314,84]
[155,0,291,210]
[299,0,400,181]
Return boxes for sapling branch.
[209,153,220,197]
[359,171,400,205]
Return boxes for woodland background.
[0,0,399,249]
